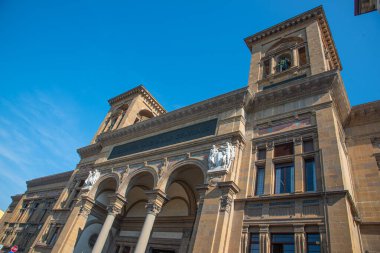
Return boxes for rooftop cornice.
[108,85,166,114]
[345,100,380,127]
[26,171,73,188]
[244,6,342,71]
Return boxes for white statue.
[84,169,101,189]
[208,145,219,169]
[208,142,236,172]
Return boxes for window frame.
[274,162,295,194]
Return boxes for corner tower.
[91,85,166,143]
[245,6,342,93]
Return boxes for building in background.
[0,5,380,253]
[0,210,4,221]
[0,171,72,253]
[354,0,380,15]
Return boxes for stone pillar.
[187,184,209,252]
[92,194,126,253]
[259,225,270,253]
[271,57,276,74]
[52,195,94,252]
[292,47,298,67]
[294,136,304,193]
[264,142,274,195]
[294,225,305,253]
[134,190,167,253]
[212,181,240,253]
[241,226,249,253]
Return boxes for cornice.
[244,6,341,71]
[252,70,337,110]
[108,85,166,114]
[26,171,73,188]
[345,100,380,127]
[77,142,102,159]
[96,87,249,146]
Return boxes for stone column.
[92,194,126,253]
[271,57,276,74]
[264,142,274,195]
[241,225,249,253]
[292,47,298,67]
[294,136,304,193]
[187,184,209,252]
[134,190,167,253]
[294,225,305,253]
[259,225,270,253]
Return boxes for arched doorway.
[146,163,205,253]
[74,176,119,253]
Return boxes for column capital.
[107,193,126,216]
[217,181,239,213]
[259,224,270,233]
[294,136,303,146]
[144,189,168,216]
[293,224,305,233]
[79,196,95,218]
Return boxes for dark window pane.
[255,167,265,196]
[303,140,314,152]
[272,234,295,253]
[305,159,316,192]
[250,233,260,253]
[257,148,266,160]
[298,47,307,66]
[307,234,321,253]
[274,143,294,157]
[275,164,294,194]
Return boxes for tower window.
[298,47,307,66]
[263,59,271,77]
[277,53,291,72]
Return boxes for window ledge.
[259,64,310,84]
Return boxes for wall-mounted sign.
[108,119,218,159]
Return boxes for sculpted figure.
[84,169,101,188]
[208,142,235,171]
[224,142,235,169]
[208,145,218,169]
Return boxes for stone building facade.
[0,5,379,253]
[0,171,73,252]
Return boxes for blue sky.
[0,0,379,210]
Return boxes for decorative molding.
[77,143,102,159]
[95,88,248,146]
[108,85,166,113]
[145,189,168,216]
[217,181,240,213]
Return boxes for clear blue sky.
[0,0,379,210]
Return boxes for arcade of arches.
[73,164,207,253]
